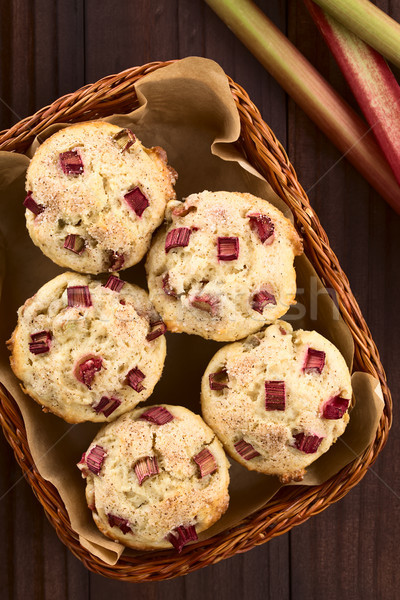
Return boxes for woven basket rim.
[0,59,392,582]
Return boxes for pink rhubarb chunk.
[165,227,191,252]
[146,318,167,341]
[93,396,121,418]
[29,330,52,355]
[64,234,85,254]
[113,128,136,152]
[217,236,239,261]
[126,367,146,392]
[303,348,326,374]
[322,395,350,419]
[193,448,217,478]
[67,286,92,307]
[162,273,178,298]
[248,213,275,244]
[109,251,125,271]
[167,525,198,553]
[140,406,174,425]
[209,368,229,390]
[23,191,44,216]
[59,150,84,175]
[293,433,323,454]
[190,294,219,315]
[75,356,103,389]
[172,203,197,217]
[234,439,260,460]
[134,456,159,485]
[86,445,107,475]
[124,187,149,217]
[77,452,88,477]
[265,381,286,411]
[251,289,276,314]
[107,514,132,534]
[103,275,125,292]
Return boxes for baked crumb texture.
[79,405,230,551]
[8,272,166,423]
[146,191,302,341]
[25,121,177,274]
[201,321,352,482]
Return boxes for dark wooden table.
[1,1,399,598]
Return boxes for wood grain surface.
[0,1,398,598]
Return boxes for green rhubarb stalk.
[205,0,400,212]
[305,0,400,186]
[311,0,400,68]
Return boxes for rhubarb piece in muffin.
[78,405,230,551]
[201,321,352,482]
[145,191,302,341]
[8,272,166,423]
[24,121,177,273]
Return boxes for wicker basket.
[0,61,392,581]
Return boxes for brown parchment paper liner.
[0,58,384,565]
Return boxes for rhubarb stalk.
[205,0,400,212]
[305,0,400,186]
[310,0,400,68]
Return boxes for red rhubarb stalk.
[204,0,400,213]
[310,0,400,68]
[305,0,400,186]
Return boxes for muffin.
[146,191,302,341]
[201,321,352,482]
[24,121,177,273]
[8,272,166,423]
[78,405,230,551]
